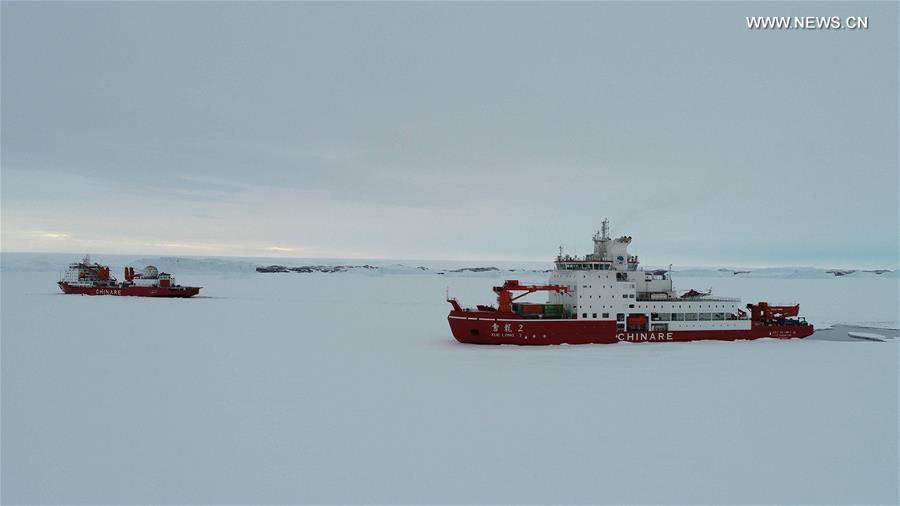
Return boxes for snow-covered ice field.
[2,257,898,504]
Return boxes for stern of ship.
[748,302,815,339]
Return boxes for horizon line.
[1,249,896,272]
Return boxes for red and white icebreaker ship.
[447,220,813,345]
[58,256,201,297]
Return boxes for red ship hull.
[58,282,200,298]
[448,310,814,345]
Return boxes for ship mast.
[591,217,611,260]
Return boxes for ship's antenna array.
[601,218,610,241]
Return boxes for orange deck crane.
[493,280,569,313]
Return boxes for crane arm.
[493,280,568,313]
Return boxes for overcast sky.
[2,2,897,267]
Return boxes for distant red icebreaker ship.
[58,256,201,297]
[447,220,813,345]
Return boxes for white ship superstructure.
[548,219,747,333]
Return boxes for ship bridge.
[554,219,639,272]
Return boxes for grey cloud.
[2,2,897,264]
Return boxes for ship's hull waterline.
[58,282,200,298]
[448,312,814,345]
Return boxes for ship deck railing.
[637,294,742,302]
